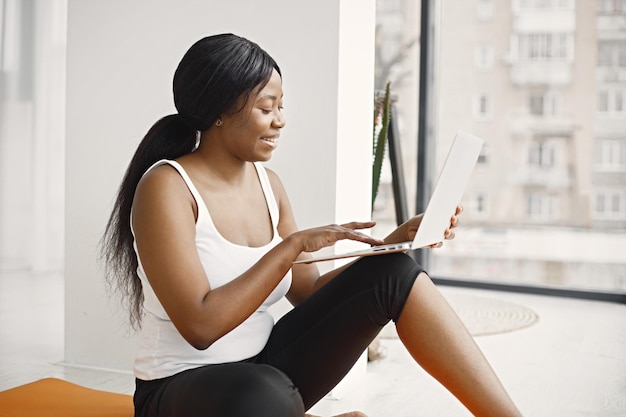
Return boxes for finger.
[444,229,455,240]
[348,230,384,246]
[450,215,459,228]
[340,221,377,230]
[340,228,383,245]
[456,205,463,215]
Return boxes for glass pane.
[376,1,626,293]
[429,0,626,292]
[373,0,421,230]
[0,0,67,271]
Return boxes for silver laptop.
[293,130,484,264]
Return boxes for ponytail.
[100,114,197,329]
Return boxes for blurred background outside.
[374,0,626,294]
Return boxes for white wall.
[65,0,375,371]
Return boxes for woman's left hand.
[406,205,462,249]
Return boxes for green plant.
[372,81,391,210]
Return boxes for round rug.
[445,292,539,336]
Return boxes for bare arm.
[267,169,382,306]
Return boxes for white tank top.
[132,160,292,380]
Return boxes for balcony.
[512,165,572,188]
[509,60,572,85]
[510,113,576,137]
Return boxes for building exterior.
[594,0,626,230]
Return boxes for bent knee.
[361,252,423,281]
[351,253,424,323]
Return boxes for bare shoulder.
[264,166,300,236]
[136,163,189,199]
[263,166,282,185]
[263,166,288,201]
[133,163,196,219]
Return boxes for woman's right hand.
[291,221,384,253]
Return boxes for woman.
[101,33,522,417]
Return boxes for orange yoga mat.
[0,378,133,417]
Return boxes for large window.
[374,0,626,294]
[0,0,67,272]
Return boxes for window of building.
[527,194,559,221]
[528,142,556,167]
[597,88,626,115]
[475,45,494,70]
[599,0,626,14]
[477,0,495,20]
[598,40,626,67]
[473,93,492,120]
[530,93,544,115]
[518,33,571,61]
[598,42,613,66]
[530,91,562,116]
[477,145,489,164]
[595,139,625,171]
[546,92,560,115]
[598,90,609,112]
[469,192,489,219]
[594,189,626,219]
[529,91,562,117]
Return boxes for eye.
[260,109,272,114]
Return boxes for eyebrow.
[256,94,283,101]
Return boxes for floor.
[1,270,625,417]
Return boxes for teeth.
[262,137,278,143]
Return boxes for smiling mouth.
[261,136,279,145]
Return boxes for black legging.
[134,253,424,417]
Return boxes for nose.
[273,110,286,128]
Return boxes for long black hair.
[100,34,281,329]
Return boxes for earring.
[215,118,223,127]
